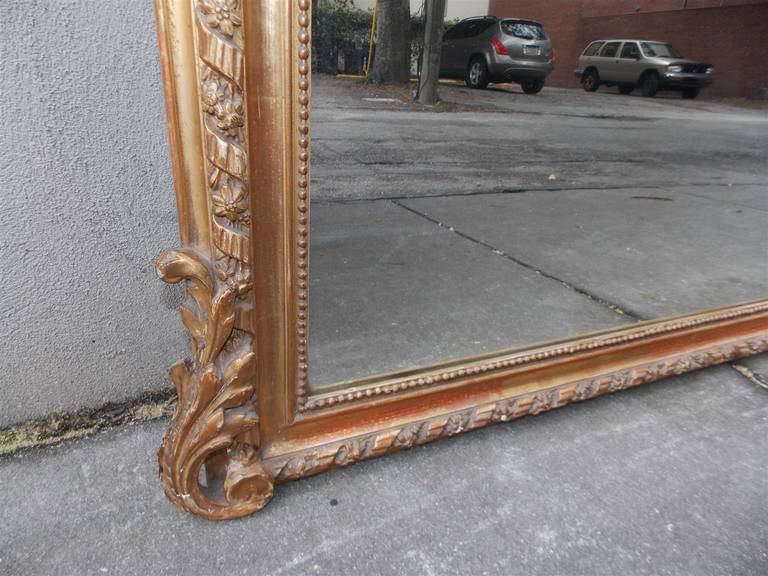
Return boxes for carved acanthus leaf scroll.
[156,249,272,519]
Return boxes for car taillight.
[491,36,509,56]
[551,48,557,62]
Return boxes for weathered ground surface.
[2,367,767,576]
[311,75,768,201]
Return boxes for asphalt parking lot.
[311,75,767,201]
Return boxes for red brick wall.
[488,0,768,97]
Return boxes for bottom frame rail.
[264,333,768,485]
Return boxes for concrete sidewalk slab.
[399,187,767,321]
[1,365,766,576]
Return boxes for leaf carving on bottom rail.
[268,335,768,482]
[156,249,272,520]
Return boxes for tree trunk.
[416,0,447,105]
[370,0,410,84]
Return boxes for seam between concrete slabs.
[390,199,642,320]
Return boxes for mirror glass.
[308,7,767,392]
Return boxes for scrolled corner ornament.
[155,249,272,520]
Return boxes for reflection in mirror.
[308,5,768,392]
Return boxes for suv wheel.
[521,79,545,94]
[466,57,489,89]
[682,87,700,100]
[640,72,659,97]
[618,84,634,95]
[582,69,600,92]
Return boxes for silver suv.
[440,16,555,94]
[575,39,713,99]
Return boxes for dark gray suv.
[440,16,555,94]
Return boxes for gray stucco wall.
[0,1,184,426]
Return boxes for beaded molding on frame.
[270,335,768,479]
[302,301,768,411]
[296,0,312,409]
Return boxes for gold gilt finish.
[154,0,272,518]
[156,249,271,519]
[153,0,768,520]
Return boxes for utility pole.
[416,0,447,105]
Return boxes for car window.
[444,22,467,41]
[620,42,641,59]
[583,42,604,56]
[641,42,684,58]
[600,42,621,58]
[477,19,496,35]
[464,20,483,38]
[501,20,547,41]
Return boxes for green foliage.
[313,0,372,74]
[409,14,461,34]
[312,2,462,76]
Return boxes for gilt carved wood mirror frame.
[153,0,768,520]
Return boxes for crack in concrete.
[357,160,417,166]
[0,390,175,458]
[391,199,644,321]
[311,181,762,206]
[632,195,675,202]
[731,364,768,391]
